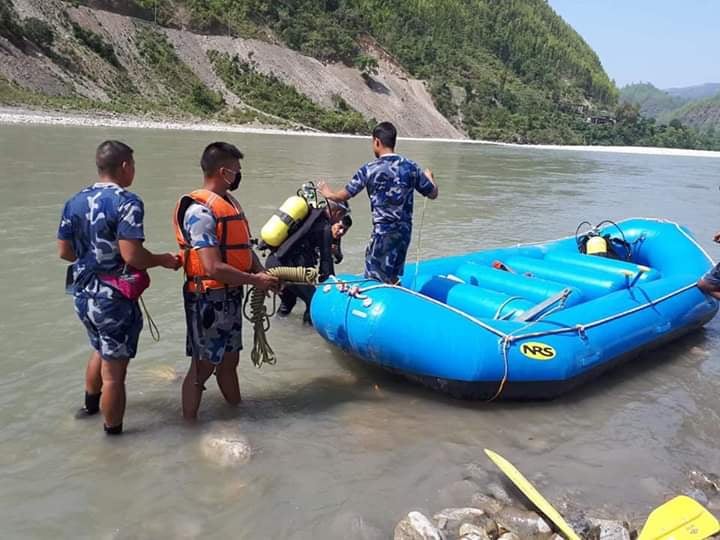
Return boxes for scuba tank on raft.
[575,220,633,261]
[259,182,323,249]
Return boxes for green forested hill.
[661,94,720,133]
[3,0,719,149]
[621,82,720,136]
[619,83,686,118]
[666,83,720,101]
[136,0,617,143]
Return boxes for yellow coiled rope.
[243,266,319,368]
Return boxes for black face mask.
[227,170,242,191]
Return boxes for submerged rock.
[587,518,631,540]
[143,365,179,382]
[433,507,487,537]
[200,430,252,467]
[707,496,720,513]
[470,493,505,516]
[463,463,490,485]
[394,511,444,540]
[683,487,710,506]
[496,507,553,539]
[437,480,480,508]
[689,469,720,494]
[485,482,514,505]
[330,512,383,540]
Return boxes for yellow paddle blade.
[638,495,720,540]
[484,449,581,540]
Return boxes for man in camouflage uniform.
[176,142,278,421]
[58,141,180,435]
[319,122,438,284]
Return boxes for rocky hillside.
[665,94,720,133]
[0,0,460,137]
[0,0,617,142]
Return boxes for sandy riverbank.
[2,106,720,159]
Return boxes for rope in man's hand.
[243,266,319,368]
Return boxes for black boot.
[75,392,101,418]
[104,423,123,436]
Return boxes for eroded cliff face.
[1,0,463,138]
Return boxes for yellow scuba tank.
[260,195,310,248]
[586,235,608,256]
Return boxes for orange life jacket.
[174,189,253,292]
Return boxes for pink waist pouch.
[98,269,150,300]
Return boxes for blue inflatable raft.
[311,218,718,399]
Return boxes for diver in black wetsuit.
[266,200,352,324]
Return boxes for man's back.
[59,182,144,278]
[346,154,434,229]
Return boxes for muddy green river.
[1,124,719,538]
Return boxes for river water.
[1,124,719,538]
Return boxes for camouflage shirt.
[58,182,145,293]
[345,154,434,232]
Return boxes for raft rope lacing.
[322,218,707,400]
[243,266,318,368]
[334,278,700,400]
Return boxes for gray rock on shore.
[433,507,493,538]
[495,507,553,539]
[395,465,720,540]
[394,511,445,540]
[458,522,491,540]
[587,518,631,540]
[470,493,505,516]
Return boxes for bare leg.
[85,351,102,394]
[182,358,215,421]
[216,352,241,406]
[100,358,129,429]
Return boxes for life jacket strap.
[220,243,252,250]
[217,213,246,223]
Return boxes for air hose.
[243,266,319,368]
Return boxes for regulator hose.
[595,219,630,257]
[243,266,319,368]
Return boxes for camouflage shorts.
[364,226,411,284]
[74,288,143,360]
[184,287,243,364]
[702,262,720,289]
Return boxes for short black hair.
[96,140,133,174]
[201,142,244,175]
[341,215,353,229]
[372,122,397,149]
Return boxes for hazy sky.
[548,0,719,89]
